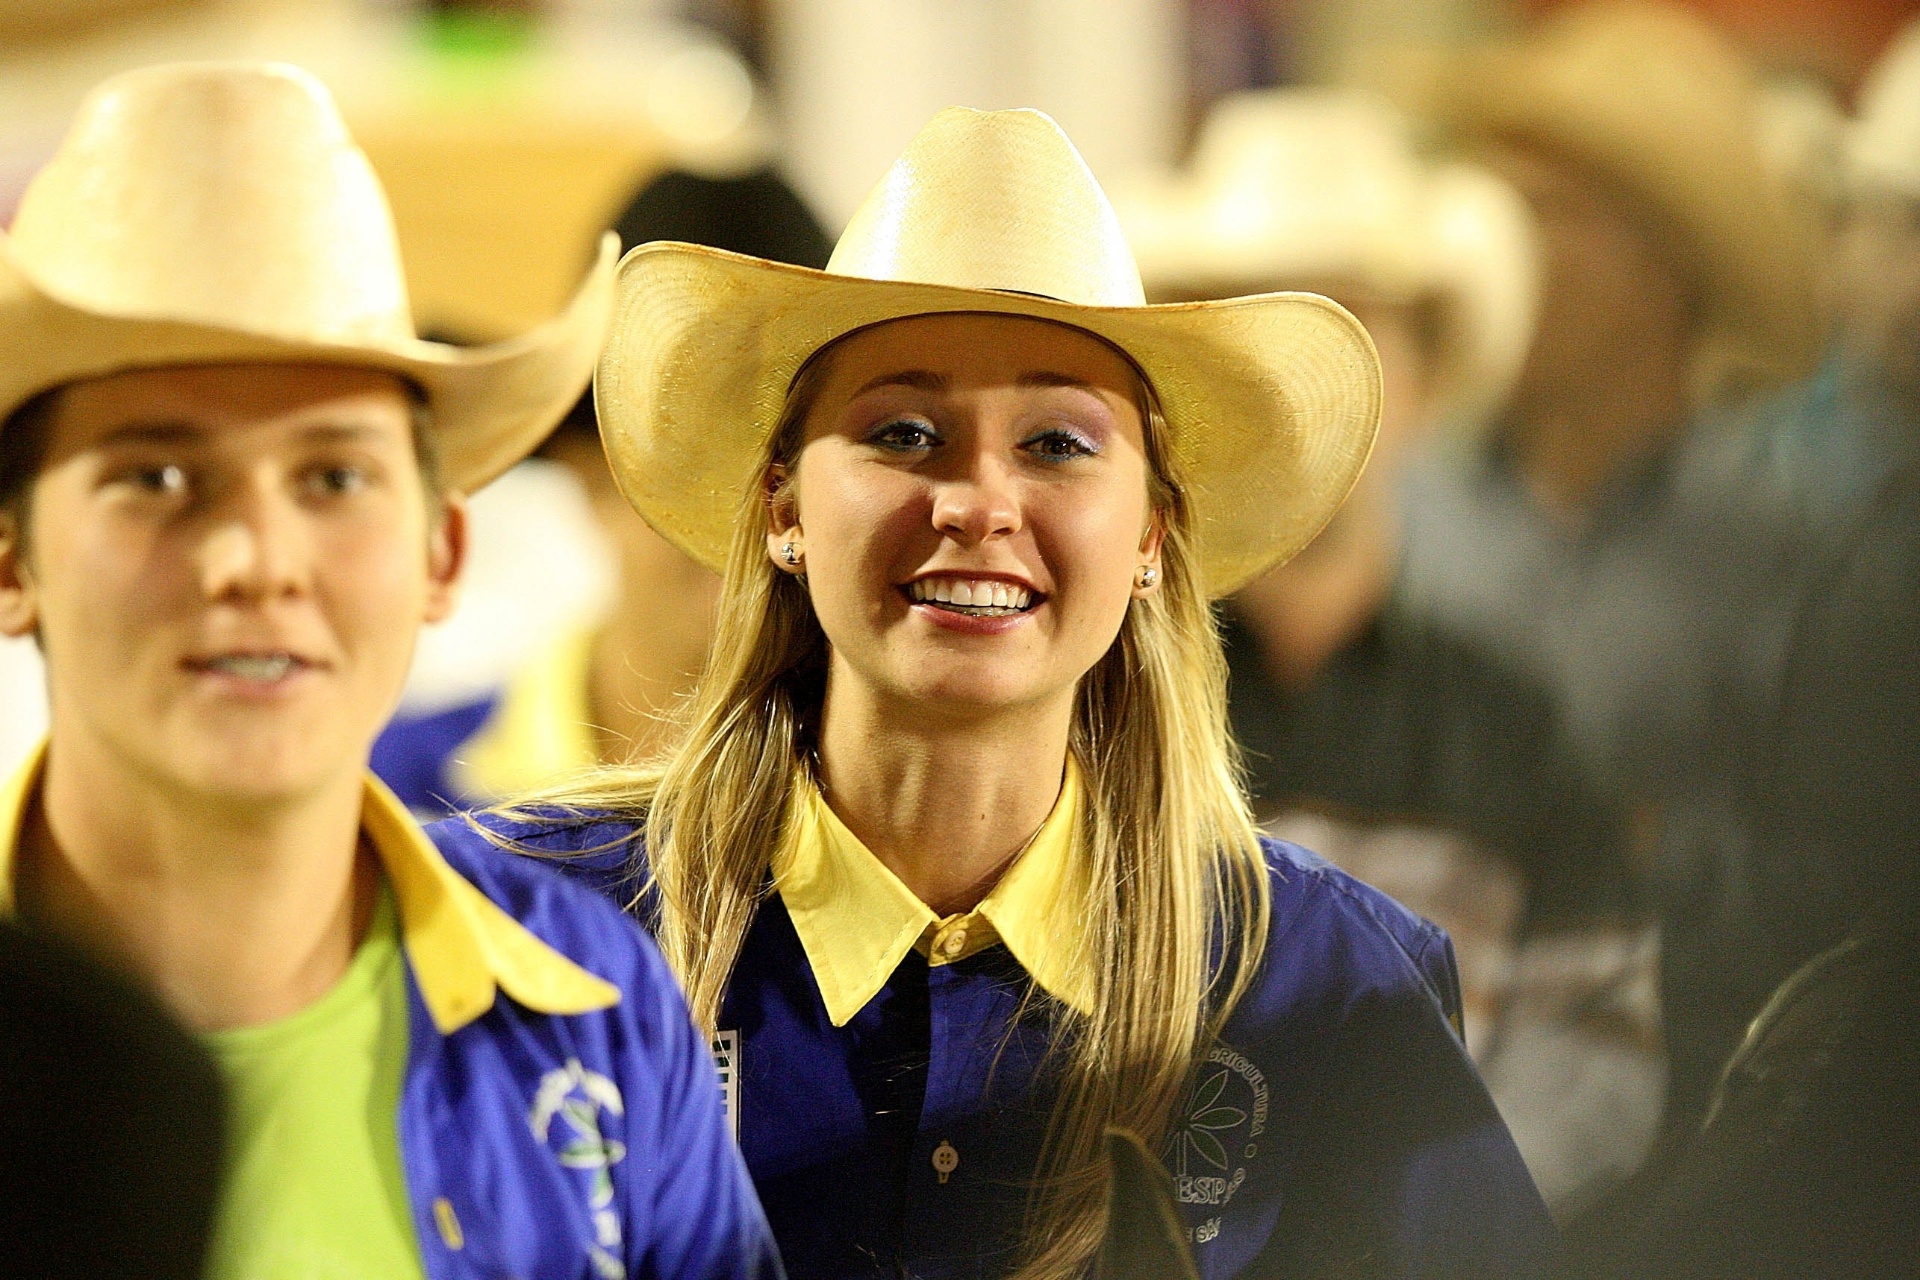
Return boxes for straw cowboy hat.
[597,107,1382,598]
[1850,16,1920,201]
[1113,89,1537,429]
[1383,0,1829,403]
[0,61,615,493]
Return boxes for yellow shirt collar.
[0,741,618,1036]
[450,626,600,804]
[773,759,1096,1027]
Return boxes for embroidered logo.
[532,1058,629,1279]
[712,1031,739,1141]
[1170,1043,1268,1227]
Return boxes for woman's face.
[773,312,1163,721]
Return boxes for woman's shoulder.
[426,807,651,911]
[1242,835,1460,1023]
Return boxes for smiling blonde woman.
[434,107,1555,1280]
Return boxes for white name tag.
[711,1030,740,1141]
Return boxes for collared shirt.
[2,743,781,1280]
[450,803,1559,1280]
[774,762,1094,1026]
[373,627,598,819]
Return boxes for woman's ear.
[1132,510,1167,598]
[764,463,805,575]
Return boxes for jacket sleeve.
[613,931,785,1280]
[1258,923,1558,1280]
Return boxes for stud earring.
[1135,565,1158,590]
[780,542,801,567]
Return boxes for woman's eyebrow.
[1016,371,1100,391]
[851,370,947,398]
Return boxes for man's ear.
[0,512,39,639]
[422,492,469,625]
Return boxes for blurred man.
[375,165,832,814]
[0,61,776,1280]
[1377,1,1836,1145]
[1119,87,1659,1213]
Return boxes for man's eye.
[132,464,188,494]
[308,465,368,496]
[871,419,939,452]
[1025,429,1097,461]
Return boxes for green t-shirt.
[202,889,424,1280]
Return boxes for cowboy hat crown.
[0,60,614,492]
[827,107,1145,307]
[598,106,1383,597]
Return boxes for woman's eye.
[870,419,939,452]
[1024,428,1097,461]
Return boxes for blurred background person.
[1118,87,1661,1215]
[0,918,225,1280]
[1375,1,1837,1166]
[375,163,831,814]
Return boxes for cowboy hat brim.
[0,234,618,495]
[597,242,1382,599]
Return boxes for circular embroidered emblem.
[1170,1043,1268,1212]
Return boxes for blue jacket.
[429,814,1558,1280]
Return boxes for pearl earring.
[1135,565,1158,590]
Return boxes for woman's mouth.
[905,576,1038,618]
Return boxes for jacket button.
[932,1141,959,1184]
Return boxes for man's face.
[0,363,465,805]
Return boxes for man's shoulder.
[429,808,650,910]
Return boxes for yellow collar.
[0,741,618,1035]
[773,760,1096,1027]
[449,626,600,804]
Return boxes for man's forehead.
[49,362,415,440]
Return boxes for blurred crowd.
[3,0,1918,1274]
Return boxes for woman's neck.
[16,734,375,1033]
[814,665,1073,916]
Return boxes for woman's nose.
[930,454,1021,544]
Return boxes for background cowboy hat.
[596,106,1383,598]
[1114,88,1538,432]
[0,60,614,494]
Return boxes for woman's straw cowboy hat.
[1114,89,1537,430]
[1382,0,1829,403]
[0,61,615,493]
[597,107,1382,598]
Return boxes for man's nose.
[194,479,311,604]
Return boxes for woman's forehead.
[814,312,1148,400]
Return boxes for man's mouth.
[906,577,1039,618]
[186,652,313,682]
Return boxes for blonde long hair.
[519,335,1271,1278]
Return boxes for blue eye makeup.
[866,417,942,452]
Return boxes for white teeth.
[907,578,1034,613]
[208,654,295,681]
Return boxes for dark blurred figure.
[375,166,831,814]
[0,918,224,1280]
[1379,0,1838,1153]
[1095,1131,1200,1280]
[1565,908,1920,1280]
[1118,88,1657,1213]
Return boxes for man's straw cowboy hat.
[1114,89,1537,430]
[1383,0,1829,403]
[597,107,1382,598]
[0,61,614,493]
